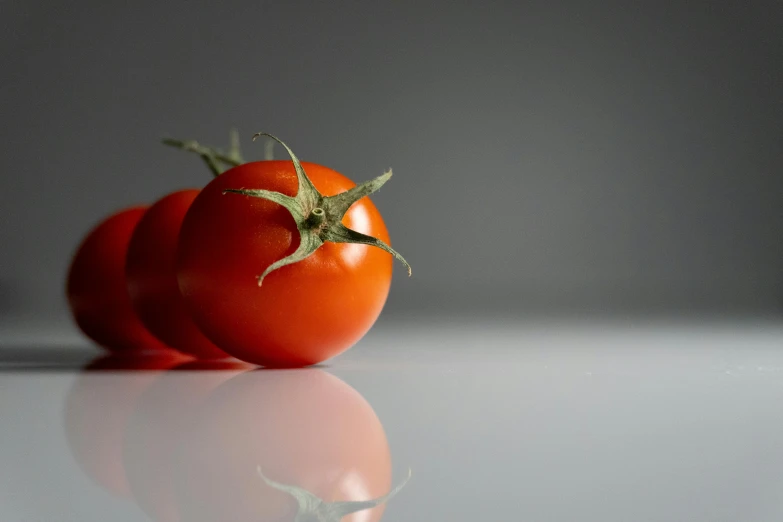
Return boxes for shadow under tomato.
[168,358,257,371]
[243,362,333,371]
[0,347,98,372]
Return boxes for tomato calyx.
[223,132,412,287]
[162,128,247,176]
[256,465,411,521]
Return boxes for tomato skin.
[176,161,394,367]
[67,207,172,352]
[125,190,230,360]
[173,369,393,522]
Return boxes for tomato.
[176,160,394,367]
[125,190,230,359]
[123,359,252,522]
[67,207,173,353]
[171,369,401,522]
[64,352,190,498]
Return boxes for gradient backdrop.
[1,1,782,338]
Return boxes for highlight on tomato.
[166,369,410,522]
[171,132,412,367]
[66,206,174,353]
[63,351,190,498]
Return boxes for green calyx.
[223,132,412,286]
[257,465,411,521]
[162,128,272,176]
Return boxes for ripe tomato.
[176,160,395,367]
[172,369,399,522]
[125,190,230,360]
[67,207,172,353]
[123,359,252,522]
[64,352,190,498]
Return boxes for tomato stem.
[305,208,326,229]
[263,139,275,161]
[223,132,411,286]
[162,128,246,176]
[227,128,243,165]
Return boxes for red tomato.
[63,352,190,498]
[123,359,252,522]
[67,207,172,352]
[172,369,395,522]
[125,190,230,359]
[176,161,394,367]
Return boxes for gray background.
[2,0,783,334]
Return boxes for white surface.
[2,320,783,521]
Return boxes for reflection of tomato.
[176,161,394,367]
[63,352,189,497]
[125,190,229,359]
[173,369,394,522]
[67,207,172,352]
[123,360,252,522]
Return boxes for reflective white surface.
[2,319,783,521]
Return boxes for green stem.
[263,139,274,161]
[305,207,326,229]
[223,132,411,285]
[162,137,243,176]
[227,128,245,164]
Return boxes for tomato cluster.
[66,131,410,367]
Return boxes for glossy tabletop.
[2,318,783,522]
